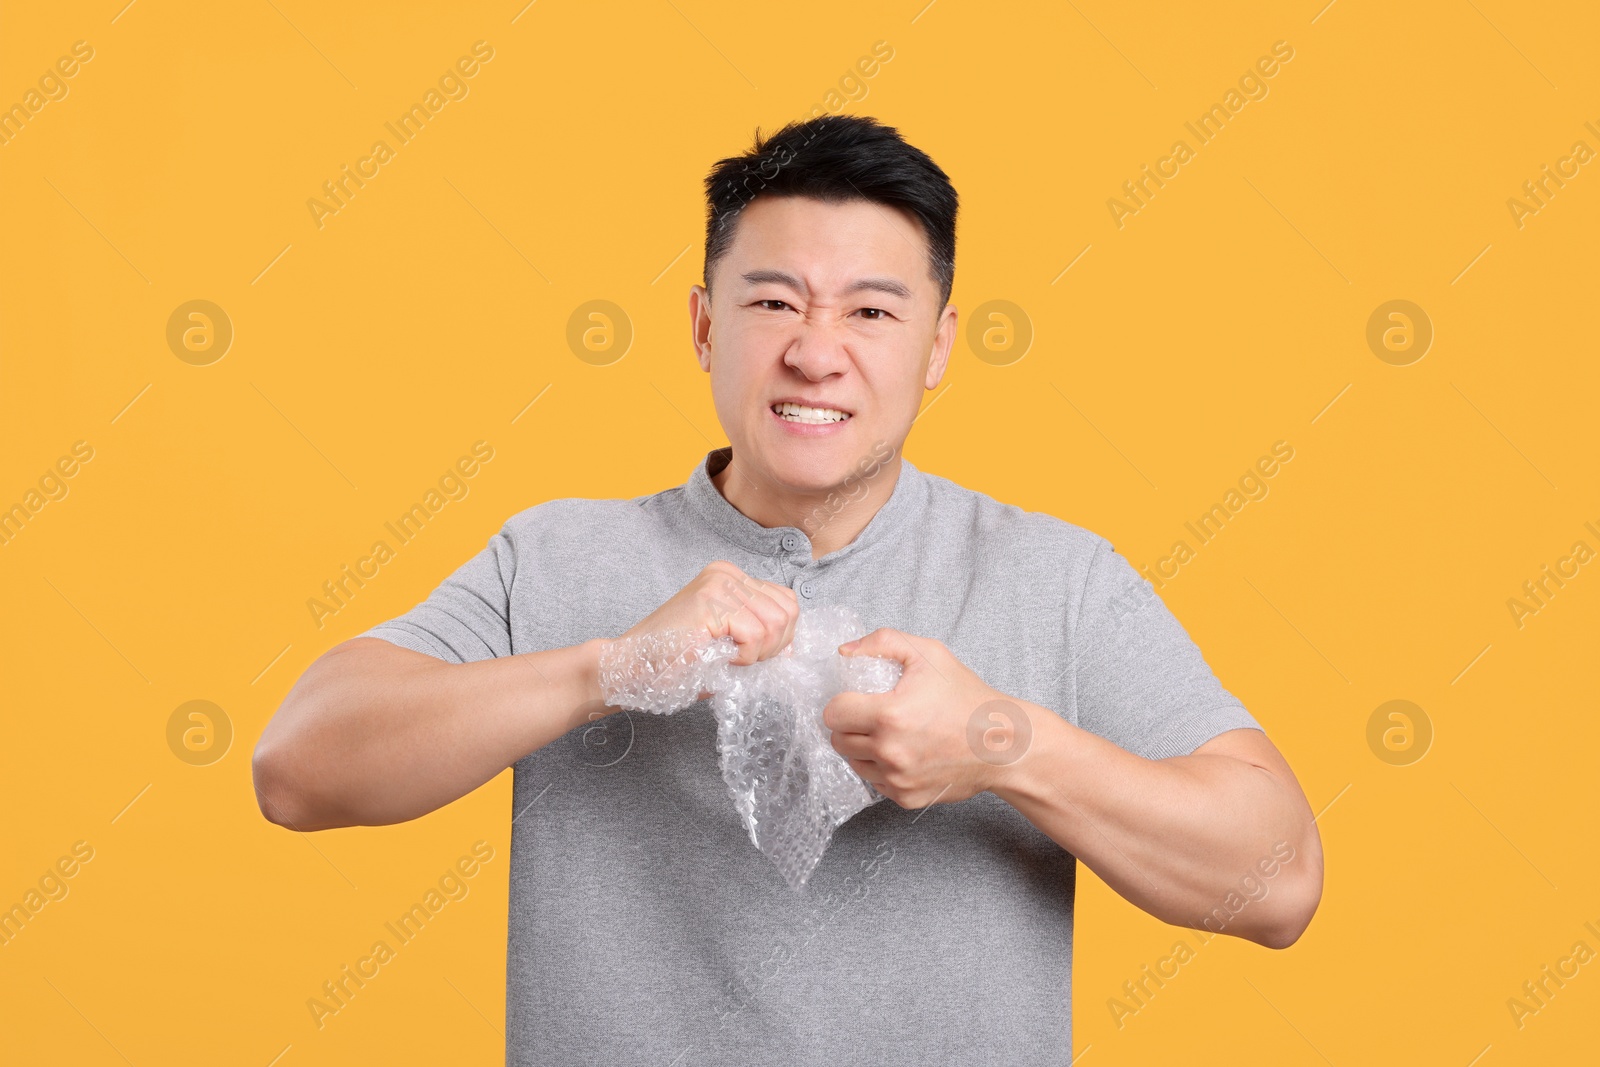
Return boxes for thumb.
[838,627,915,665]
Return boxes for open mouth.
[770,402,851,425]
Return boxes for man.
[254,114,1322,1065]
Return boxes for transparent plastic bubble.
[597,605,901,890]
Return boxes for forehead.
[717,195,930,292]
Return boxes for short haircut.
[701,114,959,312]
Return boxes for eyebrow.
[739,269,913,301]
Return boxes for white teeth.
[772,402,849,424]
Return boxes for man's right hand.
[620,560,799,667]
[254,561,800,831]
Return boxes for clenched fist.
[620,560,800,668]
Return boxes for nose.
[781,318,851,381]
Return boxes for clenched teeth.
[772,402,850,424]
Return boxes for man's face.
[689,195,957,496]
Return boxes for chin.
[758,442,856,494]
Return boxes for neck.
[711,452,902,560]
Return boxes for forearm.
[253,636,610,831]
[988,708,1320,948]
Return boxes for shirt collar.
[683,445,925,565]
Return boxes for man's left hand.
[825,628,1034,809]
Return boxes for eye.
[756,299,793,312]
[858,307,889,320]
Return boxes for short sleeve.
[355,524,516,664]
[1071,538,1262,760]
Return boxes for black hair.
[702,114,958,312]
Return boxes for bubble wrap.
[597,605,901,890]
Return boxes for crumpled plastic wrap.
[597,604,901,890]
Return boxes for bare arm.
[989,721,1323,948]
[829,628,1323,949]
[252,560,800,833]
[251,636,609,831]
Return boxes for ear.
[689,284,714,372]
[925,302,958,390]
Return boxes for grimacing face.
[688,195,958,498]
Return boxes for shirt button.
[798,579,817,599]
[780,532,801,552]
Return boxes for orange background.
[2,1,1597,1063]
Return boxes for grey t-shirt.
[359,445,1262,1065]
